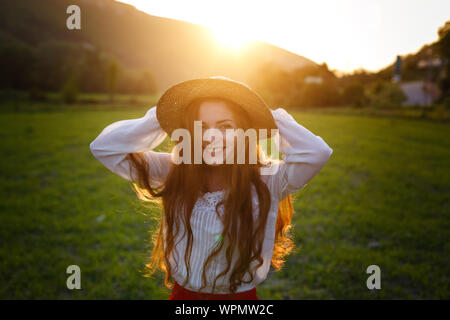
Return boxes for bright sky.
[118,0,449,73]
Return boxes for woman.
[89,76,333,300]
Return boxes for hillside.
[0,0,316,91]
[375,39,445,83]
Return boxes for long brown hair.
[126,97,295,293]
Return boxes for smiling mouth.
[203,146,226,155]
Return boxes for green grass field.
[1,107,449,299]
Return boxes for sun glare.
[119,0,450,72]
[210,26,251,51]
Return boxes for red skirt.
[169,281,258,300]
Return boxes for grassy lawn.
[0,107,449,299]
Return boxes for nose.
[202,130,225,149]
[202,132,213,149]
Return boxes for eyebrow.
[201,119,233,126]
[217,119,233,124]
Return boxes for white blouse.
[90,105,333,293]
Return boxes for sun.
[209,26,251,51]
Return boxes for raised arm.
[266,107,333,200]
[89,105,173,186]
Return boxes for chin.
[205,158,224,166]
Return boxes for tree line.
[0,40,158,103]
[247,61,408,109]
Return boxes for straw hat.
[156,76,277,137]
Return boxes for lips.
[209,147,225,157]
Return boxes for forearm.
[89,105,170,181]
[270,108,333,198]
[90,106,167,156]
[272,107,333,165]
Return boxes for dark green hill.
[0,0,315,91]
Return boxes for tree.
[437,20,450,102]
[35,41,85,91]
[246,62,293,107]
[79,48,108,93]
[137,71,158,95]
[61,73,79,104]
[342,83,367,107]
[0,42,36,89]
[291,83,340,108]
[368,81,406,108]
[106,60,119,102]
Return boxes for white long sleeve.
[265,107,333,200]
[89,106,172,186]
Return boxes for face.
[197,99,238,165]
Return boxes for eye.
[219,124,233,129]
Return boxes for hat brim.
[156,77,277,138]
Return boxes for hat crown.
[156,76,277,137]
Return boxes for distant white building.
[399,81,441,106]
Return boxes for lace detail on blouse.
[194,190,225,211]
[169,186,273,293]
